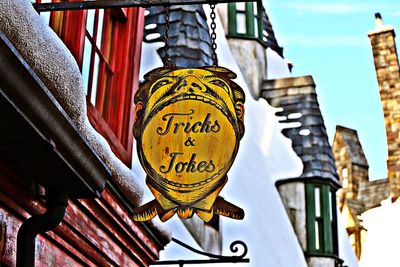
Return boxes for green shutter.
[305,182,339,256]
[245,2,254,37]
[226,0,267,45]
[331,188,339,255]
[322,185,333,254]
[305,183,317,253]
[256,2,264,41]
[228,3,237,36]
[227,1,263,39]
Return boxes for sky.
[265,0,400,180]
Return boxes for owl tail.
[133,197,244,222]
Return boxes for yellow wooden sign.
[132,66,245,222]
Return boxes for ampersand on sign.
[184,137,196,146]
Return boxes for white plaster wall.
[308,257,336,267]
[278,182,307,250]
[227,39,267,99]
[218,3,266,99]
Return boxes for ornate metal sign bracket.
[33,0,256,12]
[152,237,250,266]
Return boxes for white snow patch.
[139,41,164,81]
[266,48,292,79]
[359,196,400,267]
[338,208,359,267]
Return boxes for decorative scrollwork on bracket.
[229,240,248,259]
[152,237,249,266]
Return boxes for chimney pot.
[375,12,383,27]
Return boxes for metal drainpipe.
[16,189,69,267]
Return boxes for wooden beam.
[33,0,255,12]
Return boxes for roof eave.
[0,32,111,198]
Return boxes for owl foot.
[132,199,159,221]
[212,196,244,220]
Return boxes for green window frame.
[228,1,263,40]
[305,182,339,256]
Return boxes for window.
[341,167,349,188]
[31,0,52,24]
[305,182,338,256]
[81,9,113,113]
[341,167,348,178]
[228,1,263,40]
[31,2,143,165]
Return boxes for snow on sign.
[132,66,245,222]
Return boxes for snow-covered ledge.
[0,0,144,210]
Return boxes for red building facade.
[0,1,168,266]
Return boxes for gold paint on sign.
[132,66,245,222]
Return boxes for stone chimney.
[332,126,369,202]
[368,13,400,196]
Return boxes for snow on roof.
[266,48,292,79]
[338,211,359,267]
[0,0,147,212]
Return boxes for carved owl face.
[133,66,245,139]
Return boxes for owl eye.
[151,79,172,92]
[210,79,228,92]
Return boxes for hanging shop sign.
[132,66,245,222]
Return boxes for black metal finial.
[375,12,382,19]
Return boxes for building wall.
[333,129,369,201]
[354,14,400,267]
[216,4,267,99]
[0,1,167,265]
[334,14,400,265]
[307,257,336,267]
[226,39,267,98]
[0,160,163,266]
[368,16,400,197]
[277,182,307,250]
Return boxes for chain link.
[163,5,174,66]
[209,3,218,67]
